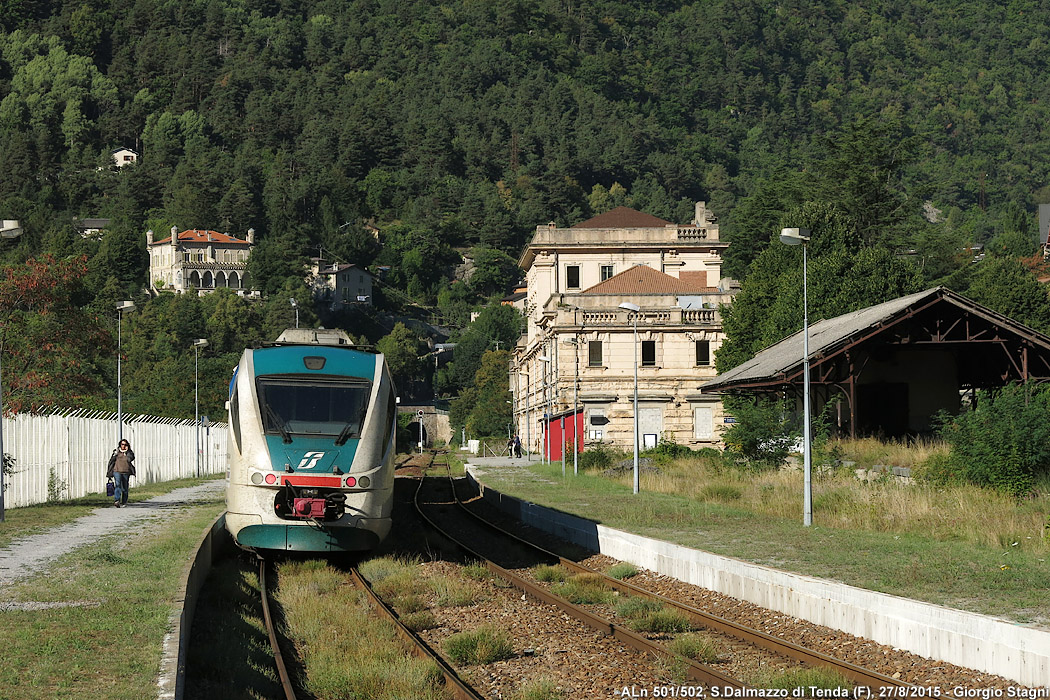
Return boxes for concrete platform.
[465,462,1050,687]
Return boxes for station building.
[512,204,736,459]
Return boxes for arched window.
[188,271,201,288]
[203,271,214,288]
[228,271,240,289]
[216,271,227,288]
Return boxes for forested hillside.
[2,0,1050,418]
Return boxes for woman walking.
[106,439,136,507]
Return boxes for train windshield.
[257,376,371,442]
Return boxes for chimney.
[146,229,153,245]
[170,225,178,248]
[247,227,255,244]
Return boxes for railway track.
[414,454,911,693]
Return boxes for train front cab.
[225,345,396,552]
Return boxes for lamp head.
[116,300,136,312]
[618,301,641,312]
[193,338,209,348]
[779,228,811,246]
[289,297,297,308]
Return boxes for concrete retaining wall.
[466,467,1050,687]
[157,514,231,700]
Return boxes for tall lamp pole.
[619,302,641,494]
[193,339,209,478]
[779,228,813,527]
[562,337,580,475]
[0,219,24,522]
[290,297,299,328]
[538,355,551,465]
[116,301,136,444]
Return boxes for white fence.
[2,408,227,508]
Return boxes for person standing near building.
[106,439,136,507]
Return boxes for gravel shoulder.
[0,480,226,591]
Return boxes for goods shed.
[702,287,1050,437]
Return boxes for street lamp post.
[116,301,136,444]
[290,298,299,328]
[0,220,23,522]
[193,339,209,478]
[779,227,813,527]
[618,302,641,494]
[562,337,580,475]
[538,355,551,465]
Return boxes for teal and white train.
[225,329,396,552]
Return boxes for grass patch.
[626,608,692,633]
[615,597,663,619]
[401,610,439,632]
[750,667,850,696]
[533,564,568,582]
[606,562,639,580]
[477,457,1050,623]
[0,495,226,699]
[667,632,722,663]
[700,483,743,503]
[514,678,567,700]
[552,573,614,604]
[443,625,514,665]
[361,555,426,600]
[430,575,479,607]
[278,560,450,700]
[462,562,491,580]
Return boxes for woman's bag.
[106,479,115,497]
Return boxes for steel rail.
[448,462,911,691]
[347,567,486,700]
[258,557,298,700]
[413,461,745,689]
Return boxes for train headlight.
[345,476,357,487]
[264,473,278,485]
[250,472,263,485]
[358,476,370,489]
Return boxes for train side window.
[230,386,242,451]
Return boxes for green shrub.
[606,562,639,580]
[578,443,623,471]
[933,384,1050,496]
[443,626,513,665]
[721,396,799,467]
[642,436,694,462]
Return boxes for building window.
[588,341,602,367]
[696,340,711,366]
[694,406,714,440]
[600,264,614,281]
[566,265,580,289]
[641,340,656,366]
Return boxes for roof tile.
[582,264,717,295]
[571,206,674,229]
